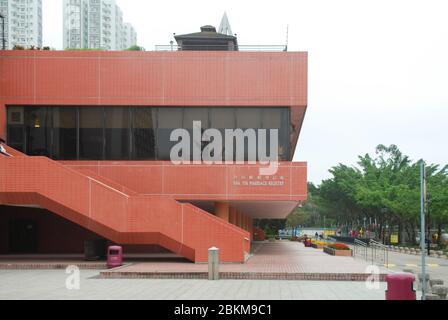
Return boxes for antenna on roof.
[284,24,289,51]
[218,12,233,36]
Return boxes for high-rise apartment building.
[123,22,136,49]
[63,0,137,50]
[62,0,88,49]
[0,0,42,49]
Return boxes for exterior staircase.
[0,146,250,263]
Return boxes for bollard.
[432,285,448,300]
[430,279,444,290]
[417,273,430,292]
[208,247,219,280]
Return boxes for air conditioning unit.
[8,107,24,125]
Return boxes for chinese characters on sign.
[232,175,285,187]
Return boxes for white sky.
[43,0,448,184]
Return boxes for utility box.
[107,245,123,269]
[385,273,416,300]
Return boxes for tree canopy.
[286,144,448,245]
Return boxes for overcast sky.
[43,0,448,184]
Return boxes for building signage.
[232,175,285,187]
[390,234,399,244]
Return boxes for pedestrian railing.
[353,239,389,267]
[354,238,368,260]
[154,44,288,52]
[369,239,389,267]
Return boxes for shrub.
[328,243,350,250]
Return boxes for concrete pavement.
[0,269,390,300]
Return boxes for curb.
[99,271,389,282]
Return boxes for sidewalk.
[0,269,390,300]
[101,241,391,280]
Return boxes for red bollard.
[107,245,123,269]
[385,273,416,300]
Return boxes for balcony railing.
[155,44,288,52]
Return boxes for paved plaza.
[0,269,389,300]
[0,241,444,299]
[101,242,390,280]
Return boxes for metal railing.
[353,238,389,267]
[369,239,389,267]
[154,44,288,52]
[354,238,368,260]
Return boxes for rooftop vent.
[200,25,217,33]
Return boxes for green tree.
[126,45,145,51]
[291,144,448,246]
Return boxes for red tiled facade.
[0,50,308,263]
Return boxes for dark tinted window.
[79,107,104,160]
[132,108,156,160]
[105,108,130,160]
[262,108,290,160]
[53,108,77,160]
[157,108,183,160]
[6,106,290,161]
[25,107,52,157]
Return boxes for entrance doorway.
[9,220,38,253]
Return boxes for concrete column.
[229,207,237,225]
[236,211,243,228]
[208,247,219,280]
[249,217,254,239]
[214,202,229,222]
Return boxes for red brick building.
[0,46,308,263]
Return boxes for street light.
[420,162,427,300]
[0,13,5,50]
[427,194,431,256]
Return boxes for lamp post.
[381,207,388,243]
[427,194,431,256]
[420,161,427,300]
[0,13,5,50]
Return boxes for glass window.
[209,108,235,161]
[261,108,290,160]
[261,108,283,129]
[105,107,130,160]
[132,108,156,160]
[233,108,262,161]
[53,107,77,160]
[157,108,183,160]
[183,108,208,129]
[183,108,209,160]
[210,108,235,129]
[79,107,104,160]
[5,106,291,162]
[236,108,262,129]
[6,106,25,152]
[24,107,52,157]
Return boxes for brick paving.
[100,241,391,281]
[0,254,107,270]
[0,270,392,300]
